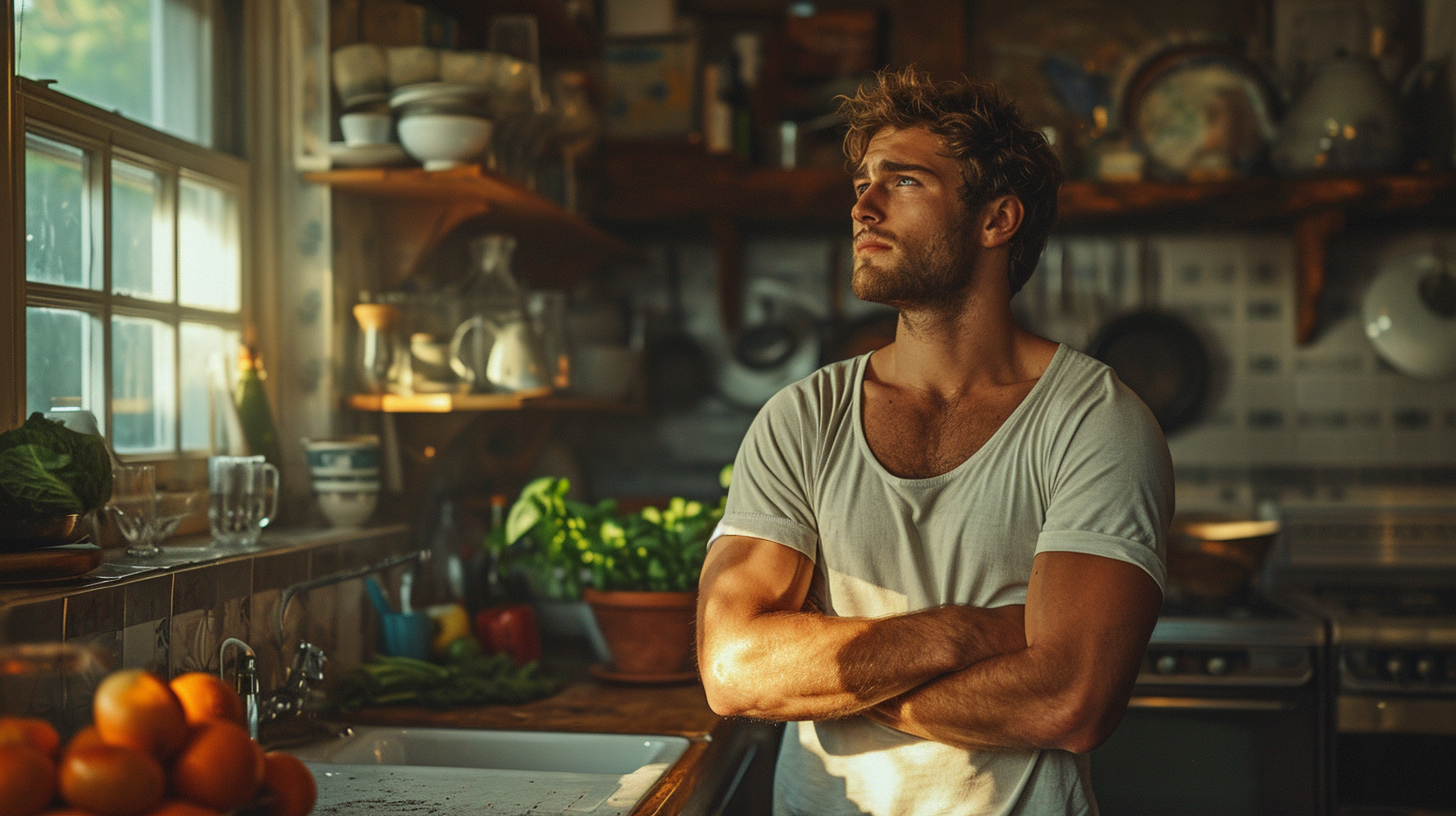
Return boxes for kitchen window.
[14,0,249,465]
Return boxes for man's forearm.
[865,646,1075,752]
[700,603,1025,722]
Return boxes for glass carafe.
[352,303,407,394]
[450,233,547,392]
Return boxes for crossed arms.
[695,535,1162,754]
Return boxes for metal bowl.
[1166,517,1279,599]
[0,513,90,553]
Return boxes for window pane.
[25,133,96,288]
[112,315,177,454]
[25,307,102,418]
[178,177,240,311]
[14,0,217,147]
[179,322,239,451]
[112,160,173,301]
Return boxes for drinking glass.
[109,464,158,558]
[154,491,201,543]
[208,455,279,547]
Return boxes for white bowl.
[316,490,378,529]
[397,114,493,171]
[1363,251,1456,379]
[340,111,392,146]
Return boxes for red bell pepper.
[474,604,542,666]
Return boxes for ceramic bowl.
[389,82,490,118]
[332,43,389,108]
[386,46,440,89]
[302,436,380,471]
[397,113,493,171]
[340,111,392,146]
[315,488,378,529]
[1363,251,1456,379]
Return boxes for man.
[696,68,1173,816]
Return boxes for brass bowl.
[1166,518,1279,599]
[0,513,90,552]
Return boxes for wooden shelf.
[596,146,1456,226]
[305,164,632,288]
[594,146,1456,343]
[347,391,640,413]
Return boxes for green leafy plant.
[0,413,114,520]
[493,475,727,598]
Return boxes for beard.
[851,220,980,311]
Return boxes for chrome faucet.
[219,637,327,741]
[219,637,261,739]
[259,642,328,727]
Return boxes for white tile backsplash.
[1021,231,1456,470]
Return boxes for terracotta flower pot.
[582,588,697,681]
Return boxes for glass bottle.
[234,340,282,468]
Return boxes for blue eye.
[895,176,917,186]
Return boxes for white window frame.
[15,77,251,484]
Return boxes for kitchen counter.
[338,669,777,816]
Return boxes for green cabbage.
[0,413,114,519]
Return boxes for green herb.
[493,474,728,598]
[0,413,113,520]
[330,640,563,712]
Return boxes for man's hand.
[697,535,1028,722]
[863,551,1161,754]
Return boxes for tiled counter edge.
[0,524,414,733]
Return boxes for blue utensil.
[365,576,394,617]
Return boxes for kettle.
[449,313,548,393]
[1273,52,1404,174]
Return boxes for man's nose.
[851,188,882,224]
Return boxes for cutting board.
[0,542,103,584]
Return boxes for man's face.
[850,126,979,309]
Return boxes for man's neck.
[871,277,1053,400]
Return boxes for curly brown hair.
[839,68,1062,295]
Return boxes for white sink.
[286,726,691,815]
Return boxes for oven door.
[1335,695,1456,814]
[1090,682,1328,815]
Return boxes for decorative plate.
[1120,44,1280,181]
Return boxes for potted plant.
[494,473,726,681]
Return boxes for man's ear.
[979,195,1023,249]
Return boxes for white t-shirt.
[711,344,1173,816]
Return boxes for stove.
[1274,505,1456,815]
[1090,591,1329,815]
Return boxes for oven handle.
[1128,696,1295,712]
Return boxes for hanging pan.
[1087,310,1212,435]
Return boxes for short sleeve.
[711,387,821,561]
[1035,373,1174,593]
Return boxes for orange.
[0,716,61,757]
[168,672,244,727]
[0,742,57,815]
[145,802,223,816]
[261,751,317,816]
[169,719,264,812]
[59,743,166,816]
[92,669,189,759]
[63,724,108,757]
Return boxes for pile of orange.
[0,669,317,816]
